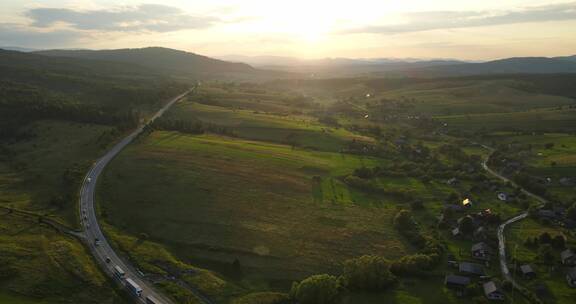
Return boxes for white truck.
[125,278,143,297]
[113,265,125,279]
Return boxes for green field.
[484,132,576,202]
[99,131,412,286]
[505,219,576,304]
[438,109,576,133]
[166,99,372,152]
[378,79,574,116]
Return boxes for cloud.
[340,2,576,34]
[0,23,85,47]
[26,4,219,33]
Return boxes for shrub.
[342,256,396,291]
[390,254,434,276]
[394,210,417,230]
[290,274,340,304]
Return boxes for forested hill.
[34,47,258,76]
[0,49,188,141]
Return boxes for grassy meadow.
[99,131,413,286]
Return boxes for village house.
[520,264,536,279]
[459,262,485,276]
[537,209,557,220]
[561,249,576,266]
[483,281,505,300]
[567,268,576,288]
[471,242,491,260]
[445,274,471,295]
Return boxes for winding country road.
[479,145,547,286]
[79,89,192,304]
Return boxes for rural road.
[479,145,547,286]
[79,89,192,304]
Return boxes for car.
[105,257,111,263]
[87,177,92,183]
[94,238,101,246]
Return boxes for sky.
[1,0,576,60]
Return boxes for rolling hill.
[400,57,576,77]
[34,47,261,77]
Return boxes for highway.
[79,89,192,304]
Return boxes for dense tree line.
[151,117,236,136]
[0,80,187,141]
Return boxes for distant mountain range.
[2,46,575,79]
[397,57,576,77]
[219,54,576,77]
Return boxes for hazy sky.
[1,0,576,60]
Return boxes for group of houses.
[445,263,505,300]
[535,206,576,230]
[444,241,508,300]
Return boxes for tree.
[537,244,554,262]
[552,235,566,249]
[390,254,433,276]
[342,256,396,291]
[459,216,475,235]
[394,210,417,230]
[538,232,552,244]
[567,203,576,221]
[290,274,339,304]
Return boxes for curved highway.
[79,89,192,304]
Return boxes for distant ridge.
[35,47,257,76]
[400,56,576,77]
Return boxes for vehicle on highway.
[125,278,143,297]
[87,177,92,183]
[114,265,126,279]
[94,237,101,246]
[105,257,111,263]
[146,295,161,304]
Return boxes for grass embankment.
[0,215,124,304]
[99,131,412,287]
[0,120,116,226]
[0,120,126,303]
